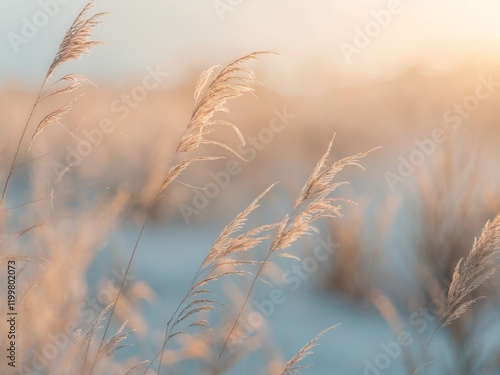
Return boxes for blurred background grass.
[2,1,500,374]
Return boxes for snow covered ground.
[104,221,449,375]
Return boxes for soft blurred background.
[1,1,500,374]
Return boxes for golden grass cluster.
[2,2,500,375]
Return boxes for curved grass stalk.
[209,139,373,374]
[89,52,270,374]
[1,1,104,207]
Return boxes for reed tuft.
[443,213,500,327]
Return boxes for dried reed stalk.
[412,213,500,374]
[0,0,104,206]
[443,214,500,327]
[152,185,277,374]
[279,326,337,375]
[209,138,375,374]
[94,53,272,375]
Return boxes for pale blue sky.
[1,0,499,95]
